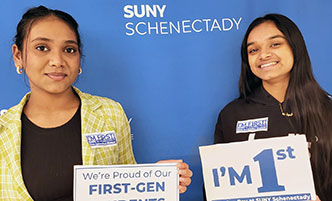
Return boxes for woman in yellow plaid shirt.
[0,5,192,200]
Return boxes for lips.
[258,61,279,68]
[45,72,67,81]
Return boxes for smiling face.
[12,15,80,96]
[247,21,294,86]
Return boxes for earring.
[78,67,82,75]
[16,66,23,74]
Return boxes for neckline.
[248,85,283,105]
[21,104,81,130]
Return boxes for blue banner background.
[0,1,331,200]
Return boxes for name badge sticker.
[236,117,268,133]
[85,131,117,148]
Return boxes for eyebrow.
[247,35,285,47]
[31,37,78,45]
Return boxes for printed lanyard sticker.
[199,135,316,201]
[85,131,117,148]
[74,163,179,201]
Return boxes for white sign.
[74,163,179,201]
[199,135,316,201]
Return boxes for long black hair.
[239,14,332,200]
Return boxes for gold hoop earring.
[78,67,82,75]
[16,66,23,74]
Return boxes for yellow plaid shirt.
[0,87,136,200]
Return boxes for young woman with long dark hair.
[214,14,332,200]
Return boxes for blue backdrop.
[0,0,331,200]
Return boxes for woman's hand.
[312,195,321,201]
[157,159,193,193]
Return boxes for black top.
[203,87,299,200]
[21,106,82,201]
[207,86,332,200]
[214,86,298,143]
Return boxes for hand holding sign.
[157,159,193,193]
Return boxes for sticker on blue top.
[85,131,117,148]
[236,117,268,133]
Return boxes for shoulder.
[218,98,257,119]
[75,89,126,119]
[0,105,21,141]
[216,96,268,130]
[214,98,250,143]
[82,92,122,108]
[221,98,247,113]
[0,105,20,121]
[75,87,122,108]
[0,94,29,129]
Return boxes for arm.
[214,111,225,144]
[116,102,136,164]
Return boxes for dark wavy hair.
[14,5,82,54]
[239,13,332,200]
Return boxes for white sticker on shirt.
[236,117,268,133]
[85,131,117,148]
